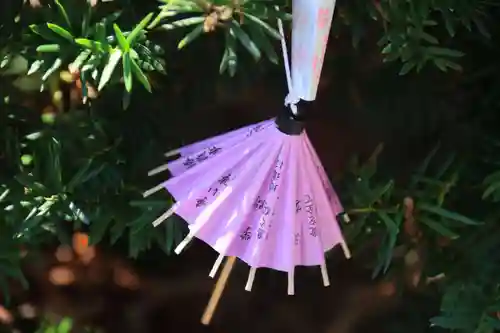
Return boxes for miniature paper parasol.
[144,0,350,325]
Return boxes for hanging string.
[276,8,300,116]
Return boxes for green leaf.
[433,58,448,72]
[430,315,476,330]
[472,15,490,39]
[122,52,132,92]
[247,24,278,64]
[89,216,112,245]
[27,60,44,75]
[98,49,122,91]
[15,174,47,193]
[127,13,154,45]
[46,137,63,190]
[95,22,105,40]
[75,38,104,52]
[178,24,204,49]
[219,47,230,74]
[419,217,459,239]
[417,203,482,225]
[399,61,416,75]
[223,30,238,76]
[435,58,462,72]
[113,24,130,51]
[30,24,58,42]
[427,47,464,58]
[242,13,281,40]
[66,159,93,192]
[81,4,92,36]
[160,16,205,30]
[42,58,62,81]
[47,23,74,42]
[414,144,440,177]
[79,163,106,185]
[54,0,72,29]
[229,21,261,61]
[110,219,128,245]
[484,170,500,185]
[381,43,392,54]
[442,10,455,37]
[71,49,92,70]
[36,44,61,53]
[482,181,500,200]
[57,318,73,333]
[122,91,131,109]
[374,212,402,276]
[378,211,399,234]
[420,31,439,44]
[130,57,152,92]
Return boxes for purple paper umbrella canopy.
[145,119,350,294]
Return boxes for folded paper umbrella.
[144,0,351,325]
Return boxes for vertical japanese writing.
[195,197,208,208]
[240,226,252,241]
[183,157,196,169]
[269,159,283,193]
[196,151,208,163]
[206,172,233,199]
[253,196,271,215]
[208,187,219,196]
[295,199,302,213]
[294,233,301,246]
[183,145,221,170]
[208,146,222,156]
[253,196,272,240]
[304,194,317,237]
[246,124,265,137]
[218,173,232,187]
[257,216,266,240]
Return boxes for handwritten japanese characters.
[294,233,300,246]
[269,159,284,192]
[253,196,272,240]
[196,197,208,208]
[304,194,317,237]
[181,145,222,170]
[246,124,265,137]
[240,226,252,241]
[195,172,234,209]
[296,194,317,238]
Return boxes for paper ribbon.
[290,0,337,102]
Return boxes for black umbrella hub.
[275,100,311,135]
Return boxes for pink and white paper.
[146,121,350,293]
[291,0,337,101]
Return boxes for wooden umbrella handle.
[201,256,237,325]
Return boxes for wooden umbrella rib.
[201,256,237,325]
